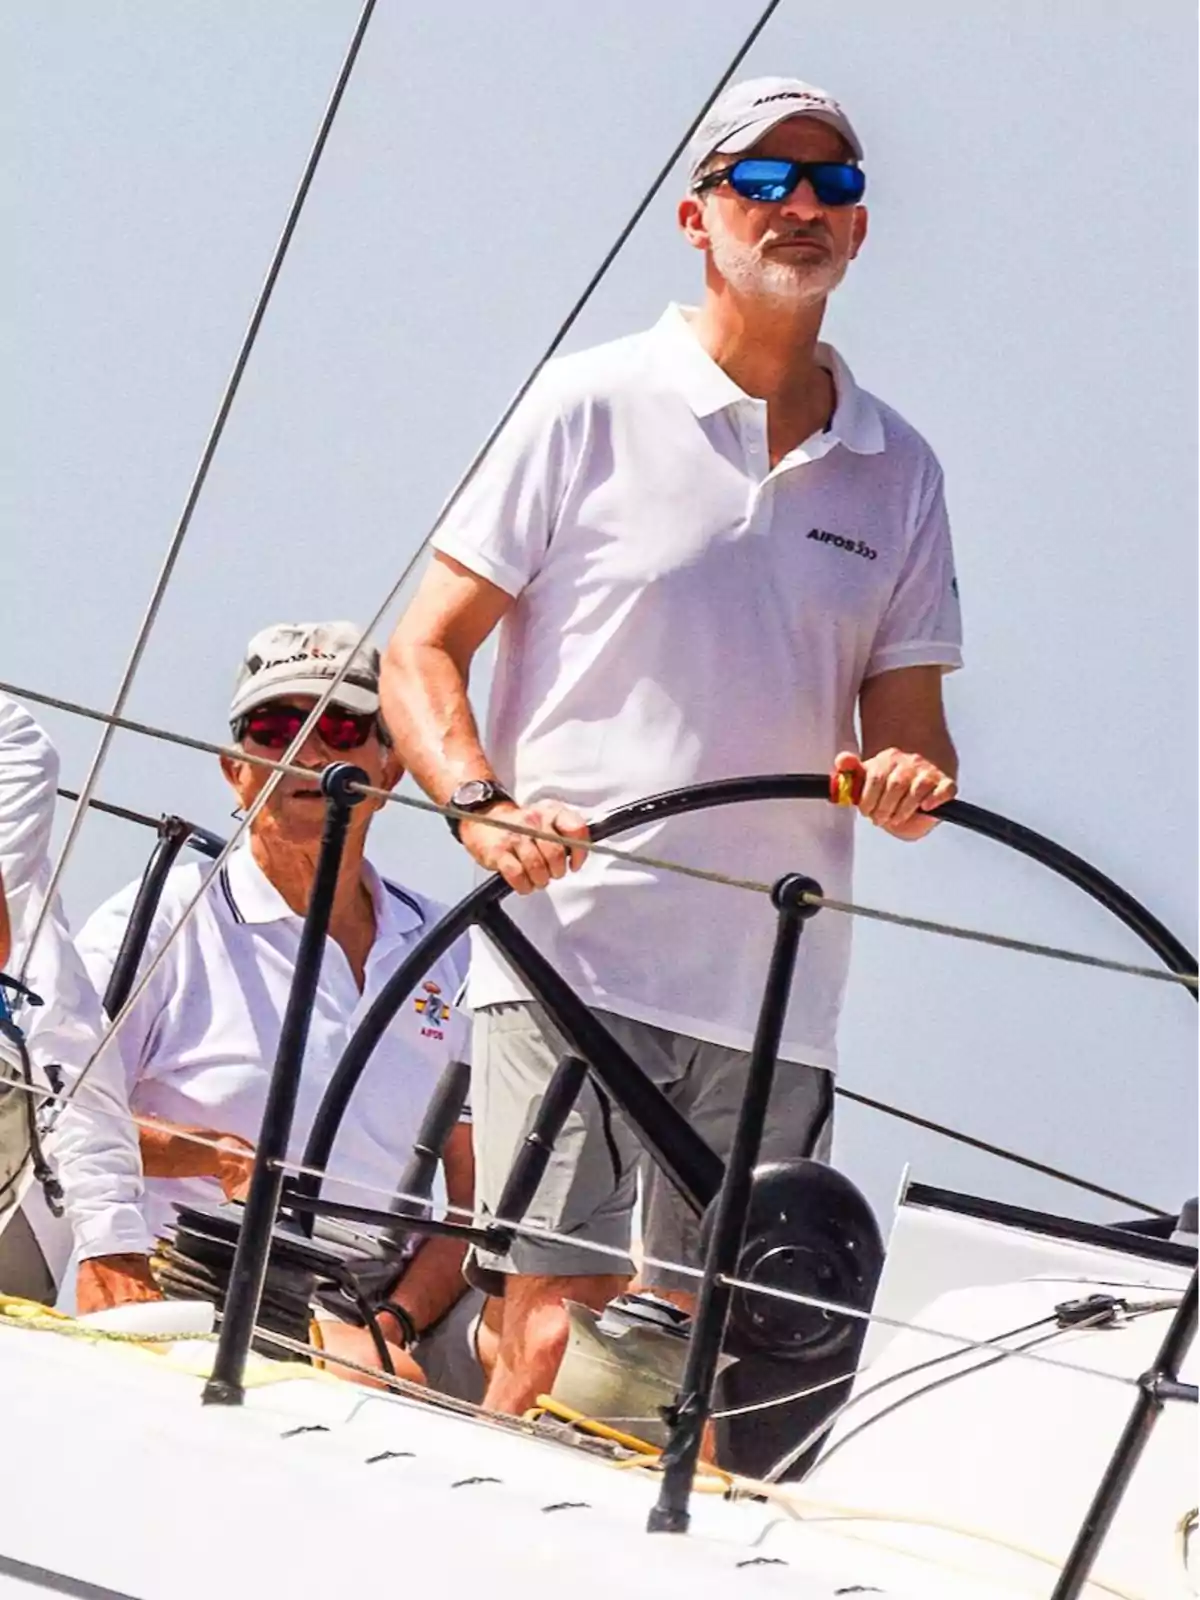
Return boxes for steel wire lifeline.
[759,1297,1182,1484]
[5,679,1195,1025]
[3,1069,1161,1397]
[17,0,788,1117]
[39,781,1177,1218]
[18,0,382,990]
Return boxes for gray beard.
[708,225,844,308]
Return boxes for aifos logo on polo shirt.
[414,980,450,1040]
[807,527,877,562]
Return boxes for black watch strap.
[446,779,513,842]
[374,1301,418,1348]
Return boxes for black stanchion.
[647,874,822,1534]
[202,763,366,1407]
[103,816,194,1017]
[484,1054,590,1250]
[1050,1268,1198,1599]
[389,1056,471,1224]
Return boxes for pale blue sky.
[4,0,1196,1226]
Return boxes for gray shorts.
[471,1002,833,1291]
[411,1285,486,1404]
[329,1273,486,1404]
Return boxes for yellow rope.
[0,1293,305,1389]
[527,1385,1147,1599]
[525,1394,661,1456]
[527,1395,735,1488]
[0,1292,213,1345]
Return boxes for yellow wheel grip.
[830,769,864,806]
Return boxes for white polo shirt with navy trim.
[74,845,469,1252]
[431,303,963,1068]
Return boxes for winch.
[153,1201,372,1360]
[550,1291,736,1449]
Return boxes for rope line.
[12,1074,1172,1393]
[17,0,380,990]
[714,1271,1144,1392]
[577,1295,1178,1428]
[56,788,179,834]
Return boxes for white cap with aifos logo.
[229,621,381,723]
[687,76,864,183]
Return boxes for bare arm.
[75,1253,161,1313]
[861,665,957,774]
[383,552,512,803]
[383,553,589,893]
[838,665,959,841]
[76,1117,257,1312]
[384,1121,475,1334]
[137,1118,254,1197]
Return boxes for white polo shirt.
[432,303,963,1068]
[74,845,469,1251]
[0,695,150,1260]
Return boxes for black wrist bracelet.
[374,1300,418,1349]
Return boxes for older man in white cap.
[66,623,487,1399]
[382,77,963,1415]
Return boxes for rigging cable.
[38,769,1184,1219]
[8,0,793,1106]
[170,0,790,837]
[18,0,382,993]
[47,778,1175,1212]
[644,1302,1166,1422]
[3,1070,1171,1396]
[5,679,1195,1004]
[0,674,1187,1221]
[763,1296,1180,1482]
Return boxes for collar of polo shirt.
[656,304,885,456]
[222,843,425,935]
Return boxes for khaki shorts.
[471,1002,833,1291]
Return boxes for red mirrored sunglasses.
[235,702,379,753]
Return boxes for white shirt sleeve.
[0,697,57,905]
[0,695,152,1260]
[430,369,575,597]
[865,460,964,679]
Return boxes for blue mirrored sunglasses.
[693,157,865,207]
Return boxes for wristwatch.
[447,778,514,842]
